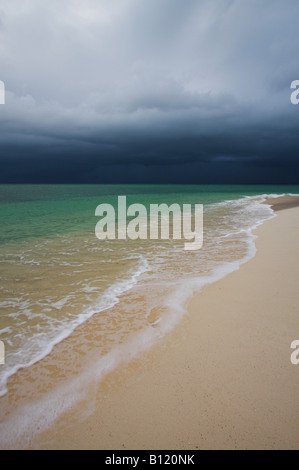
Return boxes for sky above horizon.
[0,0,299,183]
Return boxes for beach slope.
[36,203,299,450]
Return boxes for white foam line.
[0,255,149,398]
[0,193,292,448]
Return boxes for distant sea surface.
[0,184,298,399]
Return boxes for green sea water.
[0,184,298,245]
[0,184,298,421]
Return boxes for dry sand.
[31,199,299,450]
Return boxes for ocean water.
[0,184,298,443]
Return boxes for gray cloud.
[0,0,299,182]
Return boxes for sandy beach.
[22,197,296,450]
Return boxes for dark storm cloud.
[0,0,299,183]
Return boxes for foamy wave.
[0,255,149,398]
[0,193,294,447]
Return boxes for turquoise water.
[0,184,298,406]
[1,184,298,245]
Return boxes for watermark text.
[0,340,4,364]
[0,81,5,105]
[95,196,203,251]
[290,340,299,365]
[290,80,299,105]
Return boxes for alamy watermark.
[0,340,4,364]
[0,80,5,105]
[290,340,299,365]
[95,196,203,251]
[290,80,299,105]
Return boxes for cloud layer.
[0,0,299,183]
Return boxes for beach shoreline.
[30,197,299,450]
[262,194,299,211]
[1,196,299,449]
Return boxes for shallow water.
[0,185,298,415]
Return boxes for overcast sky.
[0,0,299,183]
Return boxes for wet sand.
[262,195,299,211]
[28,200,299,450]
